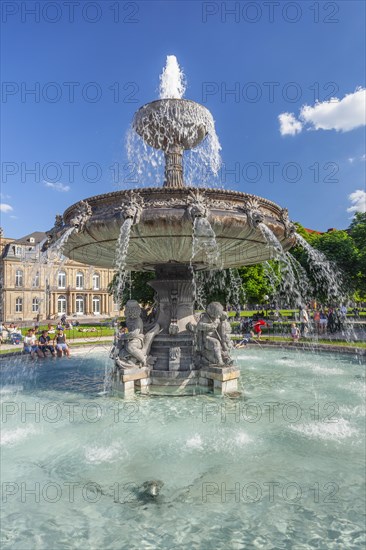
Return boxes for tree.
[108,271,155,308]
[348,212,366,298]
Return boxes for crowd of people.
[233,303,356,348]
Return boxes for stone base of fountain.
[112,364,240,396]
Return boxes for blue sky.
[1,0,365,238]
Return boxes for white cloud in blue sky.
[0,203,13,213]
[347,190,366,214]
[279,88,366,136]
[278,112,303,136]
[44,181,70,192]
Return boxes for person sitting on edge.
[290,323,300,342]
[47,323,55,334]
[53,330,70,357]
[23,329,44,359]
[39,330,56,357]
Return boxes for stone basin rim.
[63,187,291,223]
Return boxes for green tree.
[238,264,272,304]
[348,212,366,298]
[108,271,155,308]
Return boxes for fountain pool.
[1,348,364,549]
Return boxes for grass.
[227,309,366,319]
[232,334,366,349]
[17,324,115,339]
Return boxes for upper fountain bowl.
[133,99,211,151]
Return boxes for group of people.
[23,328,70,359]
[299,305,349,337]
[0,323,22,344]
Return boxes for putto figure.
[113,300,160,369]
[187,301,232,366]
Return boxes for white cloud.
[278,112,303,136]
[300,88,366,132]
[44,181,70,192]
[347,190,366,214]
[278,87,366,135]
[0,203,13,213]
[361,154,366,161]
[348,157,355,163]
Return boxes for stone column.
[164,144,184,188]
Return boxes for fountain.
[45,56,296,395]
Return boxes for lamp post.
[264,295,269,319]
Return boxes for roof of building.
[303,227,323,235]
[12,231,47,245]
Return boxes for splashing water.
[295,233,346,304]
[126,55,222,187]
[159,55,186,99]
[258,223,305,307]
[114,218,133,303]
[44,227,75,264]
[227,268,245,310]
[191,217,220,267]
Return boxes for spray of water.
[258,223,305,307]
[295,234,346,304]
[159,55,186,99]
[114,218,133,303]
[191,217,220,267]
[126,55,222,187]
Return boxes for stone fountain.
[46,57,296,396]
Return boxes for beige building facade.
[0,230,120,323]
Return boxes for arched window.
[57,295,67,314]
[15,297,23,312]
[15,269,23,287]
[92,273,100,290]
[58,271,66,289]
[76,272,84,289]
[32,271,40,287]
[76,295,84,314]
[92,296,100,314]
[32,297,39,313]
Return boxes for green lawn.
[18,324,115,340]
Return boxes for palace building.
[0,229,120,323]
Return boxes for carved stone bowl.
[132,99,211,151]
[60,187,295,271]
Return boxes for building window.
[92,273,100,290]
[15,246,22,256]
[32,272,40,287]
[92,296,100,314]
[15,297,23,313]
[113,301,119,311]
[32,297,39,313]
[15,269,23,287]
[58,271,66,289]
[57,295,67,314]
[76,272,84,289]
[76,295,84,314]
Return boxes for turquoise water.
[1,348,365,549]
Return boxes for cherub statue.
[187,302,232,367]
[114,300,159,369]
